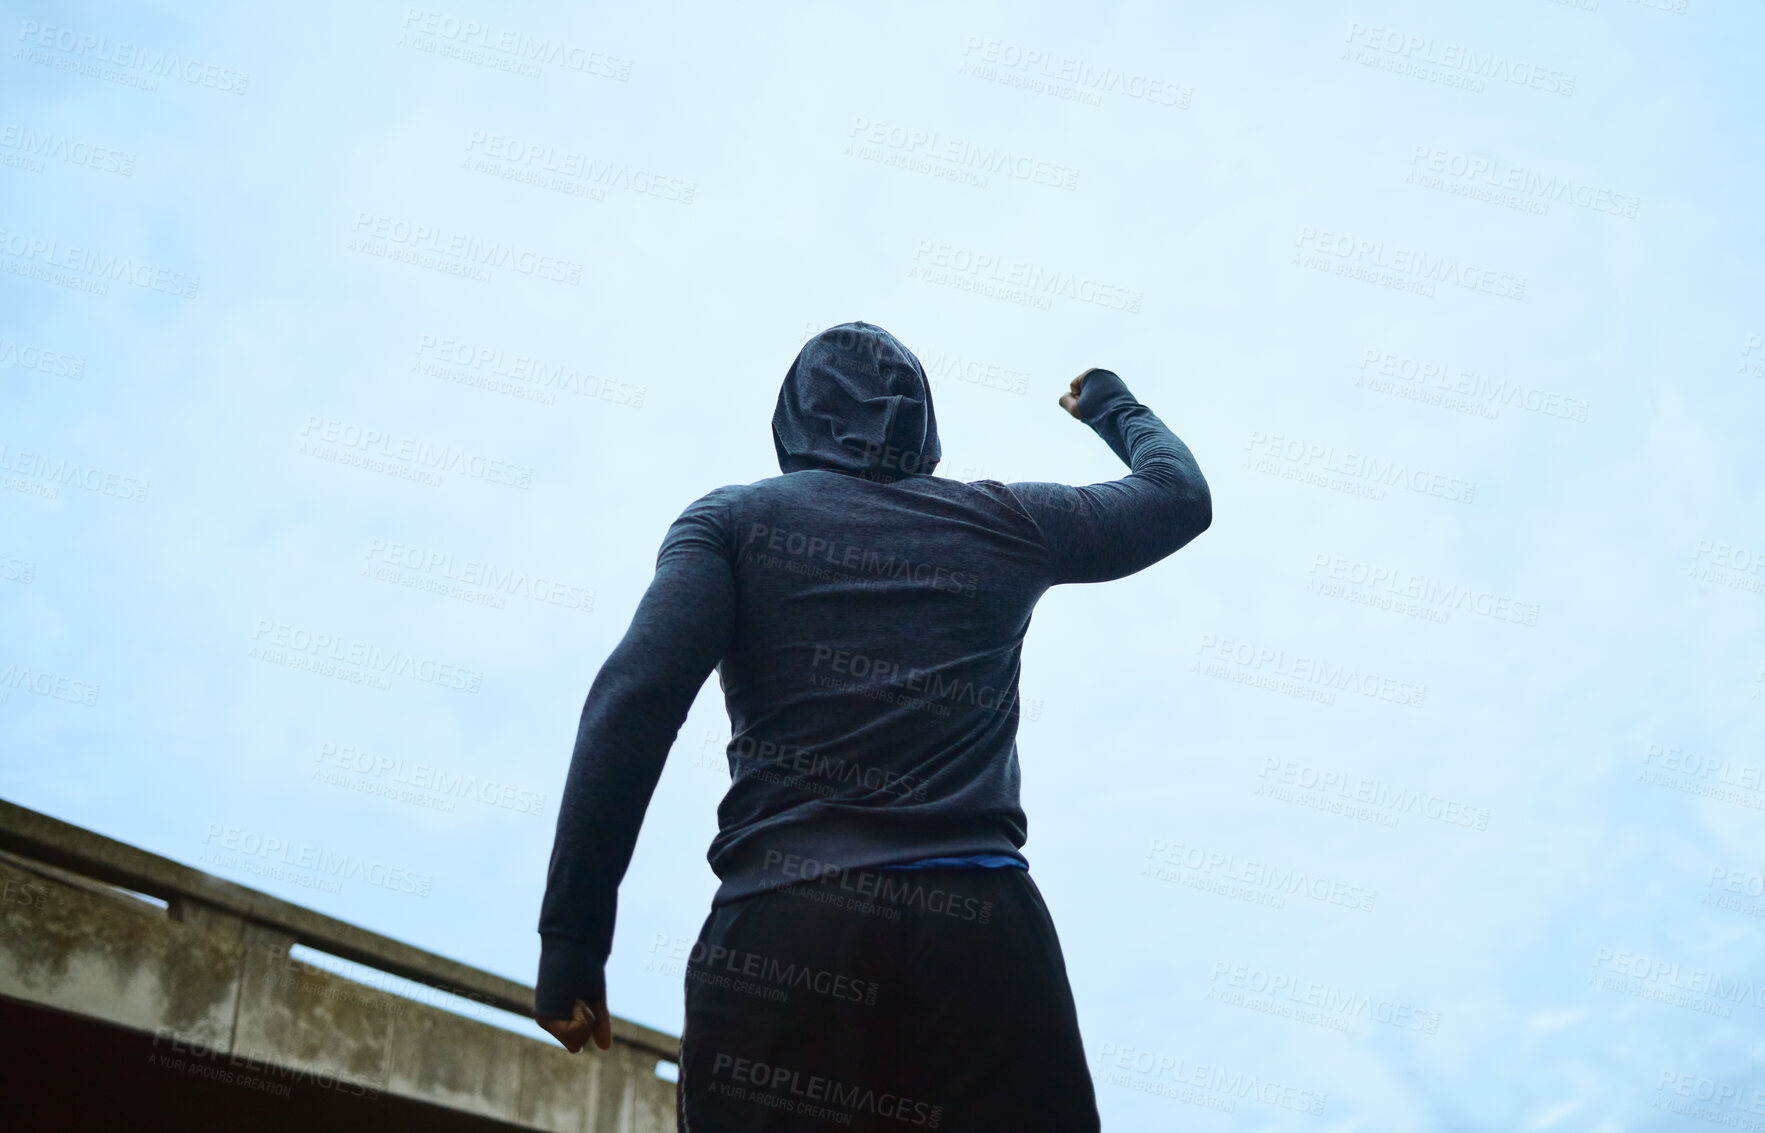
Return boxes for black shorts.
[676,865,1100,1132]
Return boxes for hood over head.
[772,321,941,482]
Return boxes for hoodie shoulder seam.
[704,483,742,562]
[981,480,1054,557]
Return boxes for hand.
[536,997,613,1054]
[1059,368,1103,419]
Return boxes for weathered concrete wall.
[0,848,676,1131]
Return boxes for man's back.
[533,321,1210,1042]
[706,444,1203,903]
[708,468,1052,898]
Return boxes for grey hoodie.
[535,322,1210,1017]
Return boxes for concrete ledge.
[0,797,677,1131]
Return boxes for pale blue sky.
[4,0,1763,1127]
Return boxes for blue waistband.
[875,853,1028,872]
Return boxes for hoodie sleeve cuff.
[1075,368,1136,424]
[534,934,607,1020]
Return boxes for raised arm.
[1007,368,1211,585]
[534,488,737,1025]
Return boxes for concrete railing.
[0,797,678,1131]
